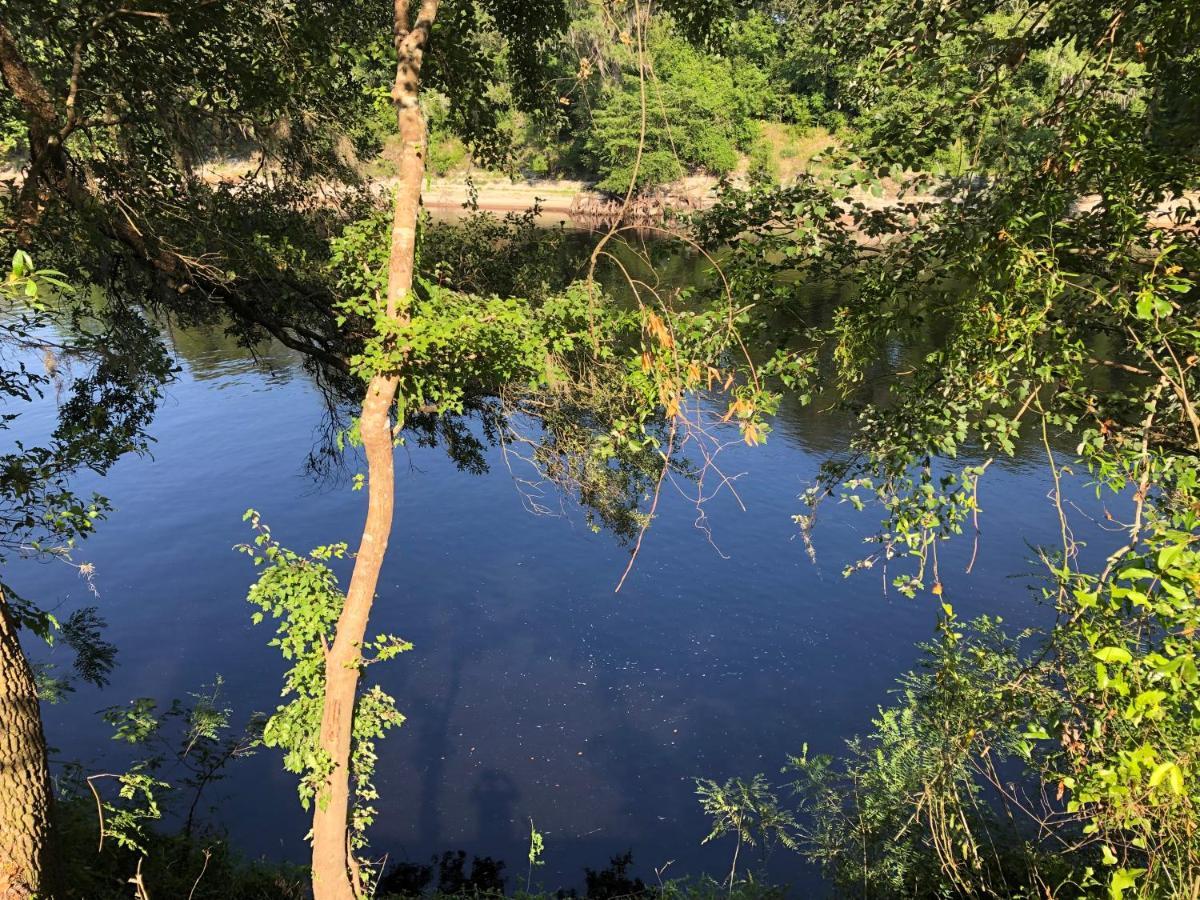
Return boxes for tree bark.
[308,3,438,899]
[0,594,52,900]
[3,8,440,896]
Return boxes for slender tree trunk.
[0,594,52,900]
[309,3,438,898]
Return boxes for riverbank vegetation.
[0,0,1197,897]
[338,0,1122,192]
[700,0,1200,896]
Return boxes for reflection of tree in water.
[0,267,177,893]
[26,212,751,889]
[0,279,174,635]
[130,212,746,552]
[158,312,299,382]
[470,768,521,845]
[286,212,743,552]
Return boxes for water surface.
[10,250,1125,893]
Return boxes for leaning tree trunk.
[0,594,52,899]
[308,3,438,899]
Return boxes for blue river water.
[9,277,1127,894]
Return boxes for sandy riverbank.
[416,172,721,218]
[5,159,1193,232]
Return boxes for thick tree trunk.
[308,3,438,899]
[0,596,52,900]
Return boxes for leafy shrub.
[427,129,469,176]
[790,614,1073,898]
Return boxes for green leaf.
[1135,293,1155,319]
[1157,544,1185,570]
[1149,761,1184,795]
[1095,647,1132,665]
[1109,868,1145,899]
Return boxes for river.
[9,229,1124,894]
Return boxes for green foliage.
[792,574,1200,897]
[422,0,570,168]
[420,92,472,177]
[52,795,308,900]
[697,0,1200,895]
[0,251,170,668]
[20,6,1200,897]
[428,131,471,178]
[49,675,264,894]
[526,819,545,892]
[789,612,1072,898]
[329,206,775,458]
[239,511,407,857]
[92,676,264,844]
[3,0,385,177]
[0,111,22,158]
[419,207,573,302]
[1046,523,1200,896]
[45,685,307,899]
[0,1,396,377]
[333,209,614,417]
[93,770,170,856]
[804,2,1111,172]
[342,0,573,171]
[584,22,756,192]
[49,799,795,900]
[744,126,778,185]
[695,775,798,888]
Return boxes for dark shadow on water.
[472,768,521,846]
